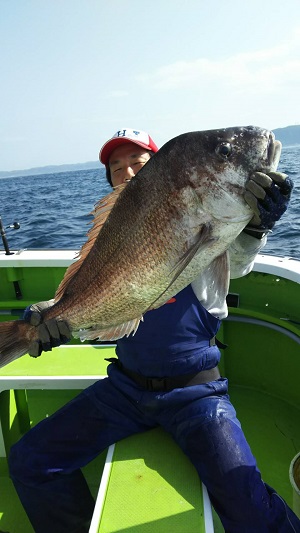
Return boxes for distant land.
[1,125,299,179]
[273,125,300,147]
[0,160,101,179]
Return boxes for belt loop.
[209,337,228,349]
[146,377,168,392]
[146,377,154,391]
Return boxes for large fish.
[0,126,281,368]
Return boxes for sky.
[1,0,300,171]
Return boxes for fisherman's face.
[109,144,151,187]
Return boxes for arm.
[229,230,267,279]
[230,171,293,279]
[192,171,293,316]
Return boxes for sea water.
[0,146,299,258]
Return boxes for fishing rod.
[0,215,22,299]
[0,216,20,254]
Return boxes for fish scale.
[0,126,281,367]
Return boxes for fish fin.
[170,224,215,277]
[0,320,32,368]
[147,224,216,311]
[54,184,127,302]
[73,316,142,342]
[196,252,230,302]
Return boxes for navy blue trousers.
[9,365,300,533]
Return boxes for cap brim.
[100,138,153,166]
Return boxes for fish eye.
[216,142,232,159]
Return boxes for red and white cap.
[99,127,159,166]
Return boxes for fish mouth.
[264,131,282,171]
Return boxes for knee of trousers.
[9,439,26,481]
[9,437,42,485]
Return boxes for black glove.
[244,171,293,238]
[23,300,71,358]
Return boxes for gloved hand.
[244,171,293,238]
[23,299,72,358]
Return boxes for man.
[9,128,299,532]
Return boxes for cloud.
[136,31,300,96]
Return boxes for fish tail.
[0,320,33,368]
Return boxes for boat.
[0,245,300,532]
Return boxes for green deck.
[0,346,210,532]
[0,255,300,531]
[0,339,299,532]
[98,429,206,533]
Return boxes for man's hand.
[244,171,293,238]
[23,300,72,358]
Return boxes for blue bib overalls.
[9,286,300,532]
